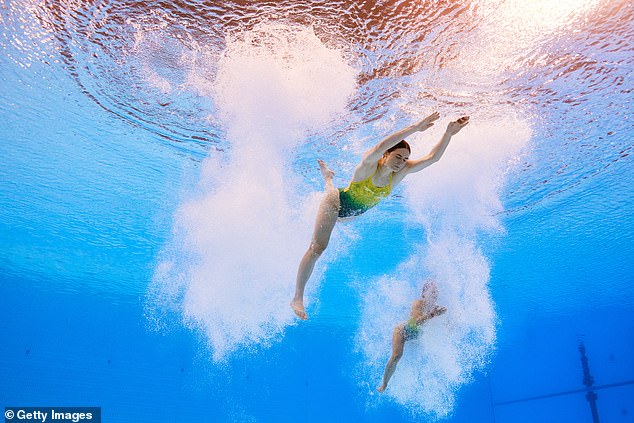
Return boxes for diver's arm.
[403,116,470,174]
[356,112,440,172]
[414,305,447,325]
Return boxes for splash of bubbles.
[356,117,530,417]
[150,23,356,360]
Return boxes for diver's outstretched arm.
[377,324,406,392]
[415,305,447,325]
[404,116,470,174]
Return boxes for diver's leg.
[291,160,340,320]
[378,325,405,392]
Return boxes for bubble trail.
[150,23,357,360]
[357,118,530,417]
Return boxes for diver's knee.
[309,240,328,256]
[392,351,403,362]
[325,189,340,206]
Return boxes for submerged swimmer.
[290,113,470,319]
[377,281,446,393]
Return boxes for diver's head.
[382,140,411,172]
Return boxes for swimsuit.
[338,167,393,218]
[402,318,420,341]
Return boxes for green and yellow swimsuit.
[402,317,420,341]
[338,168,393,218]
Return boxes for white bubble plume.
[357,118,530,417]
[151,24,356,360]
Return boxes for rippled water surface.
[6,0,631,168]
[1,0,632,421]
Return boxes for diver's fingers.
[434,305,447,315]
[428,111,440,120]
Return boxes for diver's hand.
[413,111,440,132]
[446,116,469,135]
[427,305,447,319]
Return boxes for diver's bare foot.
[317,159,335,181]
[377,384,387,393]
[290,299,308,320]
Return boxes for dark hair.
[387,140,411,154]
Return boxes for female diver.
[377,280,446,392]
[290,112,469,319]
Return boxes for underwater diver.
[377,280,446,393]
[290,112,470,320]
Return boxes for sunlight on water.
[357,118,531,417]
[492,0,600,33]
[150,23,356,360]
[452,0,601,79]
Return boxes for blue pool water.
[1,0,633,422]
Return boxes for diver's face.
[385,148,410,172]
